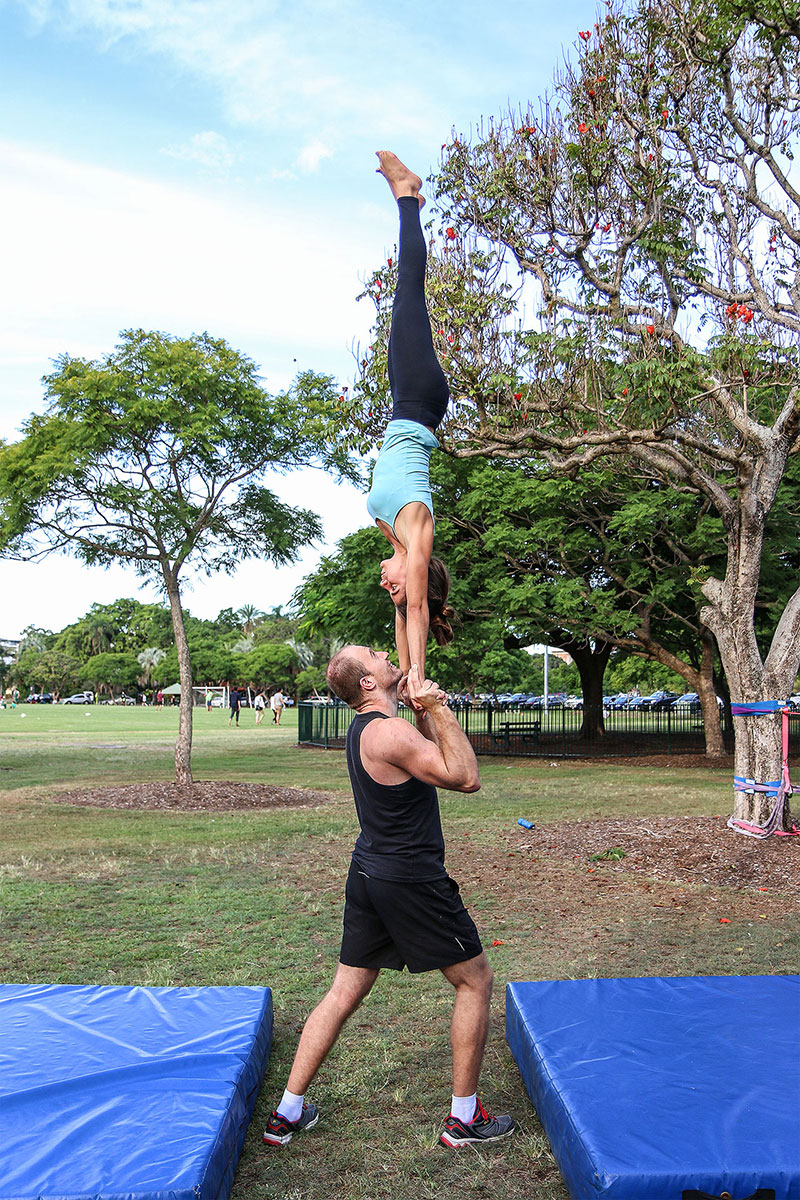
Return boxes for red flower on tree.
[578,122,588,133]
[445,227,456,240]
[646,324,655,335]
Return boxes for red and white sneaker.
[262,1102,319,1146]
[439,1098,515,1147]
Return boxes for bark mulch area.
[51,782,798,898]
[52,781,335,811]
[503,814,800,896]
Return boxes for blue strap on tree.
[730,701,786,715]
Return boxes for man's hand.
[406,664,447,713]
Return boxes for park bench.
[491,719,541,748]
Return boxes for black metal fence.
[298,700,758,757]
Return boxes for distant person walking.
[270,689,285,725]
[228,687,241,727]
[254,690,267,725]
[206,689,213,713]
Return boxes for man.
[270,688,285,725]
[263,646,514,1149]
[228,686,240,727]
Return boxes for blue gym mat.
[0,983,273,1200]
[507,974,800,1200]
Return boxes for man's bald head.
[326,645,370,708]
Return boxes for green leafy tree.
[239,641,299,688]
[85,616,114,656]
[0,330,358,783]
[294,666,329,697]
[354,0,800,823]
[80,651,140,697]
[431,455,733,750]
[11,648,82,699]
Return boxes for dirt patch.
[505,814,800,895]
[50,782,799,895]
[52,780,335,811]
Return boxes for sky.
[0,0,593,640]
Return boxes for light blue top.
[367,419,439,535]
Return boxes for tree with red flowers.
[355,0,800,827]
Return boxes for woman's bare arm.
[395,503,434,678]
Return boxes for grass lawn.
[1,704,798,1199]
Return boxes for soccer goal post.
[192,686,228,708]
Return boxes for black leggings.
[388,197,450,429]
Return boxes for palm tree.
[230,634,255,655]
[137,647,167,687]
[236,605,265,636]
[86,617,114,656]
[286,637,315,669]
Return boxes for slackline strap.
[730,701,787,715]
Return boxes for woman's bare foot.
[376,151,425,207]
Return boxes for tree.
[81,651,140,697]
[85,616,115,656]
[0,331,358,783]
[295,666,329,697]
[137,647,167,689]
[238,641,299,688]
[430,454,736,749]
[354,0,800,824]
[236,604,265,636]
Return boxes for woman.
[369,151,456,680]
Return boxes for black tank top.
[346,711,446,882]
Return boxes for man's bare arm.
[378,667,480,792]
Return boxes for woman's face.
[379,554,406,605]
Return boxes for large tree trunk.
[695,630,726,759]
[701,502,798,827]
[163,565,193,786]
[628,624,726,758]
[563,638,612,740]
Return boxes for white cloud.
[295,140,333,174]
[163,130,234,172]
[0,137,391,438]
[11,0,455,143]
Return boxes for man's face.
[355,645,403,690]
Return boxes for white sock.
[277,1088,304,1123]
[451,1093,477,1123]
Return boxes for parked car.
[650,691,679,711]
[564,695,583,709]
[113,694,136,706]
[60,691,94,705]
[674,692,701,712]
[639,690,678,711]
[26,692,54,704]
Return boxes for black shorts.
[339,859,483,974]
